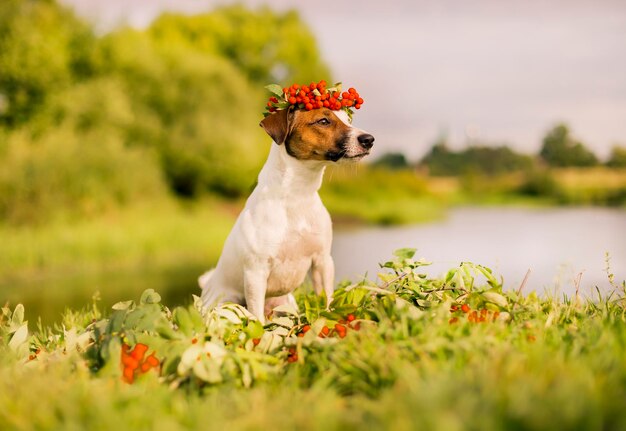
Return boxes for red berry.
[252,338,261,346]
[305,103,313,111]
[333,91,340,99]
[357,97,364,104]
[321,326,330,335]
[292,84,300,90]
[146,354,160,367]
[347,314,355,322]
[123,367,135,383]
[303,324,311,333]
[140,362,152,373]
[449,317,459,324]
[270,97,278,103]
[303,96,310,104]
[131,343,148,360]
[323,100,330,107]
[297,332,305,337]
[461,304,470,313]
[348,87,356,94]
[289,96,297,104]
[355,104,361,109]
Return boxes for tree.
[607,145,626,168]
[0,0,98,128]
[539,124,598,167]
[372,152,410,170]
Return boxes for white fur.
[200,110,368,322]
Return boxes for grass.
[321,166,449,225]
[0,198,235,281]
[1,250,625,430]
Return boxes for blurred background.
[1,0,624,323]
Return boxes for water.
[3,207,624,324]
[333,207,626,296]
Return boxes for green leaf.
[264,84,284,97]
[112,300,134,311]
[244,320,264,339]
[8,323,28,351]
[140,289,161,305]
[11,304,24,329]
[482,291,508,308]
[393,248,416,260]
[173,308,194,336]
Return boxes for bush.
[539,124,598,167]
[517,168,560,197]
[0,127,167,224]
[607,145,626,168]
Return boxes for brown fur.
[260,108,351,161]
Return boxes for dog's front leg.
[312,254,335,308]
[244,267,269,324]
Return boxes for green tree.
[0,0,98,127]
[148,6,330,85]
[607,145,626,168]
[539,124,598,167]
[372,152,410,170]
[420,140,533,176]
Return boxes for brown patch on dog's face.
[285,109,352,161]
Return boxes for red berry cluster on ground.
[265,80,364,116]
[449,305,500,324]
[318,314,360,339]
[286,346,298,363]
[121,342,160,384]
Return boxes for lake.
[2,206,624,324]
[333,206,626,296]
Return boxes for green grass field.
[1,250,624,430]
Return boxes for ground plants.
[1,249,625,430]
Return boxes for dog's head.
[259,107,374,162]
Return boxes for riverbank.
[2,254,625,430]
[1,166,624,323]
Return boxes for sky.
[60,0,626,160]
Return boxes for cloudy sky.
[61,0,626,159]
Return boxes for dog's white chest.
[265,207,327,297]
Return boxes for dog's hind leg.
[198,269,215,291]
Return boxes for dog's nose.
[357,134,375,150]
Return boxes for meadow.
[1,2,625,429]
[1,250,625,430]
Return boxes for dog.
[199,106,374,322]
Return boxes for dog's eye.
[316,118,331,126]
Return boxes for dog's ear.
[259,108,293,145]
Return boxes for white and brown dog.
[199,106,374,322]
